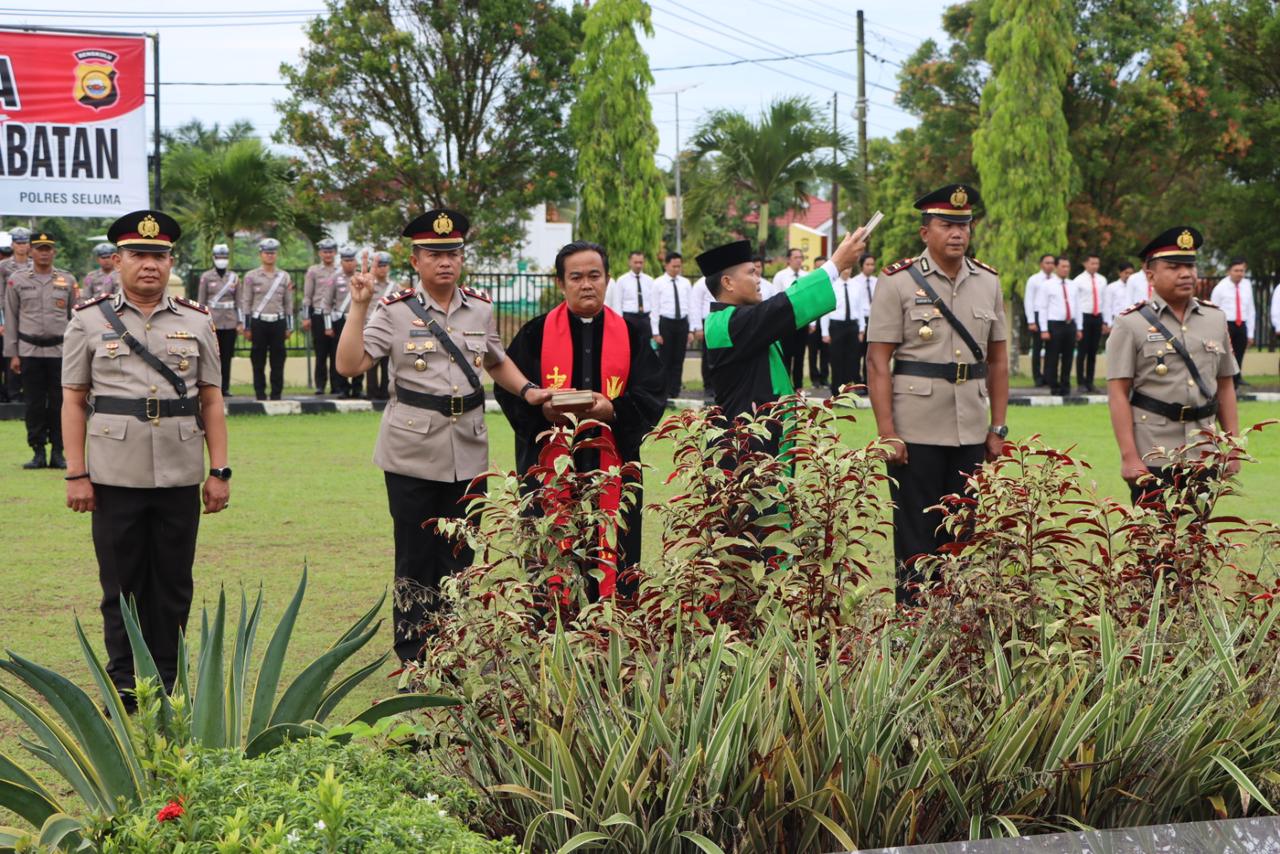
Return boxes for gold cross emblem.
[545,365,567,389]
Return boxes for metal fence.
[182,268,558,353]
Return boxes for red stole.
[538,303,631,597]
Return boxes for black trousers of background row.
[365,357,389,400]
[887,442,986,606]
[249,318,288,400]
[658,316,689,398]
[782,328,807,389]
[1029,322,1044,384]
[699,337,714,399]
[1043,320,1076,395]
[329,317,355,396]
[807,325,828,387]
[384,472,477,662]
[311,310,334,393]
[1227,321,1248,386]
[0,332,10,401]
[92,484,200,698]
[19,356,62,451]
[1075,313,1103,389]
[214,328,236,394]
[828,319,861,396]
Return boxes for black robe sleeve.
[494,312,550,476]
[609,316,669,459]
[717,292,800,366]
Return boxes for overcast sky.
[4,0,950,158]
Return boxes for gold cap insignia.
[949,187,968,208]
[138,216,161,239]
[433,213,454,235]
[38,234,49,241]
[1176,229,1195,250]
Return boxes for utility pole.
[856,10,868,229]
[656,83,699,254]
[830,93,839,250]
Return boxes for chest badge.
[918,324,934,341]
[413,357,427,372]
[424,340,436,352]
[1155,359,1168,376]
[411,318,426,327]
[178,358,190,371]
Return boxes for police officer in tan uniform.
[335,209,551,663]
[304,237,340,395]
[1107,226,1239,504]
[0,227,33,403]
[364,250,396,399]
[237,238,295,400]
[5,229,79,469]
[61,210,230,710]
[197,244,241,395]
[83,243,119,299]
[866,184,1010,605]
[321,246,360,398]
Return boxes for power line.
[652,47,855,72]
[0,6,325,16]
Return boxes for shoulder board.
[461,286,491,303]
[74,292,112,311]
[175,296,210,314]
[971,257,999,275]
[381,288,417,306]
[1198,298,1221,310]
[1118,301,1146,317]
[881,257,916,276]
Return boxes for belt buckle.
[145,396,160,424]
[450,395,464,416]
[1179,405,1193,422]
[955,362,969,384]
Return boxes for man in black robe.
[495,241,667,598]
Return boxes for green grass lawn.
[3,402,1280,804]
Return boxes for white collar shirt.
[650,273,692,334]
[1036,274,1079,323]
[1071,270,1106,316]
[604,270,654,315]
[1209,276,1255,338]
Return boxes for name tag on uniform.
[167,331,195,339]
[102,332,120,340]
[913,297,933,305]
[1146,333,1165,341]
[409,329,432,337]
[463,330,485,337]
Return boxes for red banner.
[0,29,150,216]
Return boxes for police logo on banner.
[73,49,119,110]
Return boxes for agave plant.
[0,569,458,849]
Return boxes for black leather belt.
[93,395,201,421]
[18,332,63,347]
[395,384,484,417]
[1130,390,1217,423]
[894,360,988,384]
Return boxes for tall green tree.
[688,97,839,255]
[570,0,664,274]
[971,0,1073,301]
[276,0,582,260]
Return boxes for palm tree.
[687,97,844,255]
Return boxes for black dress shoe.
[22,448,47,469]
[49,450,67,469]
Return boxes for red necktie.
[1090,273,1098,314]
[1061,280,1072,322]
[1236,282,1243,325]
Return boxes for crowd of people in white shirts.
[603,246,1274,401]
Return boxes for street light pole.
[655,83,699,255]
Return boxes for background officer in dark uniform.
[1106,227,1239,503]
[61,210,230,710]
[865,184,1010,605]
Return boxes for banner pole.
[151,31,161,209]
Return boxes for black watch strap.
[519,381,538,401]
[210,467,232,480]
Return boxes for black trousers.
[699,337,714,398]
[807,325,828,386]
[1076,313,1103,388]
[1029,322,1043,384]
[658,316,689,398]
[0,332,9,402]
[20,356,62,450]
[384,472,477,662]
[310,310,333,393]
[214,328,237,394]
[887,443,986,605]
[365,357,389,400]
[328,317,353,395]
[1043,320,1076,395]
[250,318,288,400]
[93,484,200,697]
[782,328,807,389]
[828,319,861,395]
[1227,321,1248,385]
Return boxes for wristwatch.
[210,467,233,481]
[519,381,539,402]
[988,425,1009,439]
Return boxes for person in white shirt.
[755,255,776,300]
[1102,263,1135,329]
[1209,258,1254,387]
[688,275,715,399]
[1023,253,1055,385]
[806,254,831,388]
[1070,253,1106,392]
[605,250,654,326]
[651,251,693,398]
[821,253,874,396]
[772,247,808,388]
[1037,255,1083,396]
[1126,268,1151,306]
